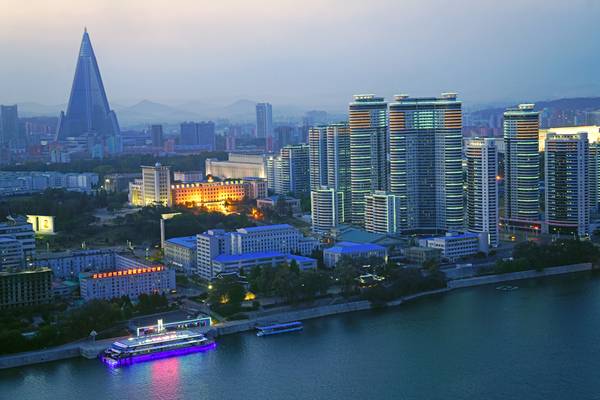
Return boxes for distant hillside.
[470,97,600,119]
[14,98,317,127]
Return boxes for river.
[2,272,600,400]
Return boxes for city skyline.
[1,0,600,109]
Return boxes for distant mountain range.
[16,96,600,129]
[15,98,316,128]
[470,97,600,119]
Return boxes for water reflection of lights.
[150,357,181,399]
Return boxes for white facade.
[205,153,268,180]
[141,163,172,207]
[364,191,400,234]
[311,187,344,234]
[212,252,316,277]
[36,249,115,279]
[196,229,232,280]
[419,232,488,261]
[0,238,24,271]
[79,266,176,301]
[231,224,318,255]
[466,138,499,247]
[196,224,319,280]
[0,217,35,264]
[164,236,197,275]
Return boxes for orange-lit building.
[171,179,267,210]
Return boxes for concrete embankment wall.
[0,346,81,370]
[447,263,593,289]
[213,300,373,337]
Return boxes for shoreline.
[0,262,593,370]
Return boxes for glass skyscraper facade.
[308,126,328,190]
[388,93,463,231]
[503,104,540,226]
[349,95,388,226]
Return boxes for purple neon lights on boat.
[101,342,216,367]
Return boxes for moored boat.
[256,321,303,337]
[100,329,215,367]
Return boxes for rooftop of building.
[325,241,386,255]
[333,225,386,244]
[165,235,197,249]
[258,195,299,203]
[425,231,481,241]
[236,224,294,233]
[287,254,316,263]
[0,267,52,277]
[0,215,30,228]
[391,92,459,103]
[36,248,116,259]
[52,279,80,288]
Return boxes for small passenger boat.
[256,321,303,337]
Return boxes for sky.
[1,0,599,111]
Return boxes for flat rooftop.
[325,241,386,255]
[166,235,197,249]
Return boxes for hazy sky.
[1,0,599,110]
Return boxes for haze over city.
[4,1,600,399]
[2,0,600,110]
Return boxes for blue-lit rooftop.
[325,241,386,255]
[165,235,197,249]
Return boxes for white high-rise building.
[196,229,232,280]
[466,138,499,247]
[141,163,172,207]
[364,191,401,234]
[326,123,351,222]
[311,187,344,234]
[544,131,590,237]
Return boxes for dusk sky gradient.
[1,0,599,110]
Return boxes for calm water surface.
[2,273,600,400]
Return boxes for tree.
[335,261,359,296]
[422,259,439,272]
[208,275,246,315]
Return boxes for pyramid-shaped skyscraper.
[57,29,120,140]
